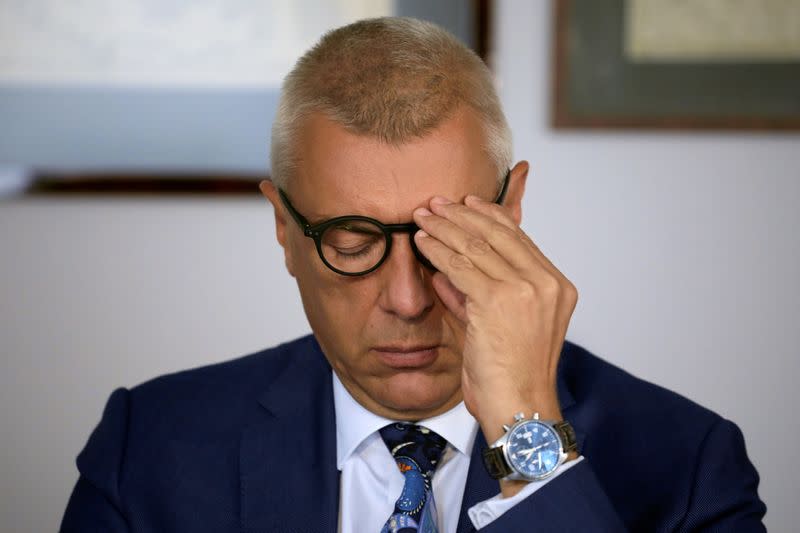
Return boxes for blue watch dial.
[506,421,561,478]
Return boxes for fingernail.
[416,230,429,238]
[415,207,433,217]
[431,196,451,205]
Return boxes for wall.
[0,1,798,531]
[493,2,799,531]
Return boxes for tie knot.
[379,423,447,479]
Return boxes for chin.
[375,372,461,419]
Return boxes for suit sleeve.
[477,417,766,532]
[60,388,132,533]
[477,459,628,532]
[676,418,766,532]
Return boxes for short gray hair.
[269,16,512,189]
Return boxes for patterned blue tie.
[379,423,448,533]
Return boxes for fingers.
[413,229,489,299]
[416,196,547,277]
[463,195,568,281]
[431,272,467,323]
[412,194,578,318]
[415,206,518,282]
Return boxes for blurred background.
[1,1,798,531]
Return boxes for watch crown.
[533,412,540,420]
[513,412,525,422]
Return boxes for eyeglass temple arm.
[495,169,511,205]
[278,189,312,231]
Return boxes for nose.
[378,234,434,321]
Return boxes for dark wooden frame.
[552,0,800,130]
[27,172,267,196]
[26,1,493,196]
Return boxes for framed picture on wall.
[552,0,800,130]
[4,0,491,196]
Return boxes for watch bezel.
[499,416,568,482]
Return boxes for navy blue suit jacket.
[61,336,766,532]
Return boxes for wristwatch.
[482,412,578,481]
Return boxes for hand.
[412,184,578,493]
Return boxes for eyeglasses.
[278,170,510,276]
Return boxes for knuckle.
[488,221,516,243]
[513,280,536,300]
[441,202,463,215]
[565,279,578,296]
[486,202,509,218]
[449,253,474,270]
[522,273,580,308]
[465,237,490,255]
[539,276,561,296]
[565,280,579,304]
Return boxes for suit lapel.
[237,338,590,532]
[239,337,340,533]
[455,430,499,533]
[455,358,587,532]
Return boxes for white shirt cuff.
[467,456,584,530]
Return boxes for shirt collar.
[333,372,478,470]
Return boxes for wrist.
[479,401,578,497]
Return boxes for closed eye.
[332,243,377,259]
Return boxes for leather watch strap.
[553,420,578,453]
[482,446,513,480]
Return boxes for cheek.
[285,233,318,278]
[293,258,379,350]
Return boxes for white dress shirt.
[333,373,583,532]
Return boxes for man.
[61,17,766,532]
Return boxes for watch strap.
[482,417,578,481]
[553,420,578,453]
[482,446,513,480]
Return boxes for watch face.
[506,421,561,478]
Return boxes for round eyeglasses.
[278,170,510,276]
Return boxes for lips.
[372,344,439,369]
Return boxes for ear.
[504,160,529,225]
[259,180,296,277]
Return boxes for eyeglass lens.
[320,220,388,273]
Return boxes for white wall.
[0,1,798,531]
[493,1,799,531]
[0,197,309,532]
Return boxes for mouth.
[371,344,440,369]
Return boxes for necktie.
[379,423,448,533]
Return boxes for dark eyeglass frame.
[278,169,511,277]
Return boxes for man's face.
[263,108,502,420]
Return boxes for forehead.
[288,109,498,222]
